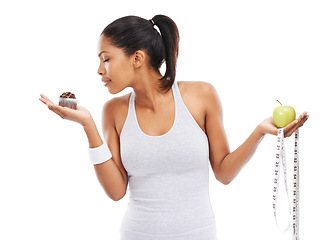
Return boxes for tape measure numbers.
[273,128,299,240]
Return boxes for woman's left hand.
[258,112,309,137]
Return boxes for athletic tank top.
[119,81,217,240]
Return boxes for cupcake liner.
[59,97,78,109]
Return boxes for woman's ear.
[133,50,146,68]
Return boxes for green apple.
[273,100,296,128]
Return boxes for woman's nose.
[97,64,106,76]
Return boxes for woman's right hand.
[39,94,93,127]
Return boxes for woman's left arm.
[203,83,309,185]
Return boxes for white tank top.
[119,81,217,239]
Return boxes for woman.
[39,15,309,240]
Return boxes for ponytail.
[101,15,180,92]
[151,15,179,92]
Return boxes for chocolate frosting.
[60,92,76,99]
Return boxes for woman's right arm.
[93,98,128,201]
[39,94,127,201]
[85,118,128,201]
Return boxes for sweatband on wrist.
[88,142,112,165]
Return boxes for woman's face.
[97,35,135,94]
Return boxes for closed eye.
[104,59,110,63]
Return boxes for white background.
[1,0,333,239]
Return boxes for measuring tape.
[272,128,299,239]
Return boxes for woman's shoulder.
[178,80,221,114]
[176,81,220,133]
[102,93,132,135]
[103,93,131,111]
[177,80,217,99]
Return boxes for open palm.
[39,94,92,126]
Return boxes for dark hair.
[101,15,179,92]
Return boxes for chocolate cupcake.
[59,92,78,109]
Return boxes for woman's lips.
[102,79,112,87]
[104,80,111,87]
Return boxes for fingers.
[284,120,299,137]
[39,94,68,119]
[39,94,56,110]
[40,94,59,113]
[284,112,309,137]
[39,94,55,106]
[298,111,309,127]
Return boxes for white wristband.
[88,142,112,165]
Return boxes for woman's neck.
[131,70,170,111]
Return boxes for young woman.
[39,15,308,240]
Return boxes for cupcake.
[59,92,78,109]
